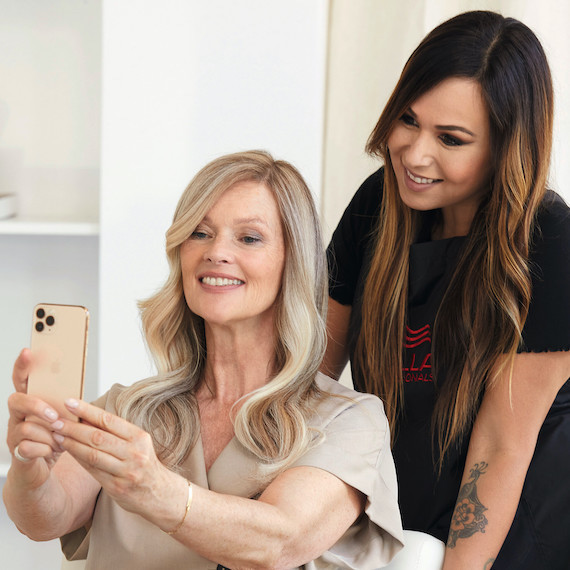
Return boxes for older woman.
[4,150,403,569]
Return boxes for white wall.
[98,0,329,393]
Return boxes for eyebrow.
[435,124,476,137]
[407,107,476,137]
[234,216,269,227]
[202,215,269,227]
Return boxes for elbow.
[227,534,303,570]
[260,538,316,570]
[472,422,540,467]
[491,435,538,463]
[14,523,60,543]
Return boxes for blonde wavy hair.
[357,11,553,467]
[115,150,328,474]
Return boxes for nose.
[203,236,233,264]
[404,131,434,168]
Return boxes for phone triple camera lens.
[35,307,55,332]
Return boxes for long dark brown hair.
[356,11,553,466]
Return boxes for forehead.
[207,180,282,225]
[412,77,489,129]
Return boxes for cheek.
[256,253,285,297]
[180,252,199,290]
[386,133,400,158]
[449,153,489,186]
[387,124,410,154]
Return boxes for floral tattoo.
[447,462,489,548]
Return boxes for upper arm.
[256,390,402,566]
[471,351,570,456]
[469,195,570,459]
[321,297,351,380]
[324,171,384,380]
[258,465,365,563]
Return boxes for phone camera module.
[36,308,45,319]
[35,321,45,332]
[46,315,55,326]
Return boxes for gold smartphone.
[28,303,89,421]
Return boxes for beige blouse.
[61,373,404,569]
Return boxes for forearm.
[3,461,76,540]
[442,448,532,570]
[3,453,98,541]
[138,468,360,570]
[53,399,363,569]
[177,485,302,569]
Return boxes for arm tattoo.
[447,461,489,548]
[483,559,495,569]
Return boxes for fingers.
[8,350,62,463]
[7,394,63,463]
[51,400,173,520]
[53,417,129,462]
[8,392,59,426]
[63,399,136,441]
[14,439,61,463]
[12,348,32,393]
[53,400,152,479]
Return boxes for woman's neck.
[200,323,277,404]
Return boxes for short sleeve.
[291,375,404,569]
[521,191,570,353]
[327,168,384,306]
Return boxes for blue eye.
[242,235,261,244]
[190,230,208,239]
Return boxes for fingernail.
[53,433,64,444]
[65,399,79,409]
[44,408,58,421]
[51,420,64,431]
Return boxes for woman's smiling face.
[180,180,285,335]
[387,77,492,238]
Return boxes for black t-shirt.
[327,167,570,569]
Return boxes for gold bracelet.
[166,480,193,535]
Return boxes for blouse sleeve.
[521,191,570,353]
[290,376,404,569]
[327,168,384,306]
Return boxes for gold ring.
[14,444,31,463]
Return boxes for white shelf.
[0,219,99,236]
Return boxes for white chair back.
[382,530,445,570]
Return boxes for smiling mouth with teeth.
[406,169,442,184]
[201,277,244,286]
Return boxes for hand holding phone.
[27,303,89,421]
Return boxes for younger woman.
[324,11,570,569]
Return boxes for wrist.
[164,480,193,535]
[143,472,193,534]
[7,457,51,492]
